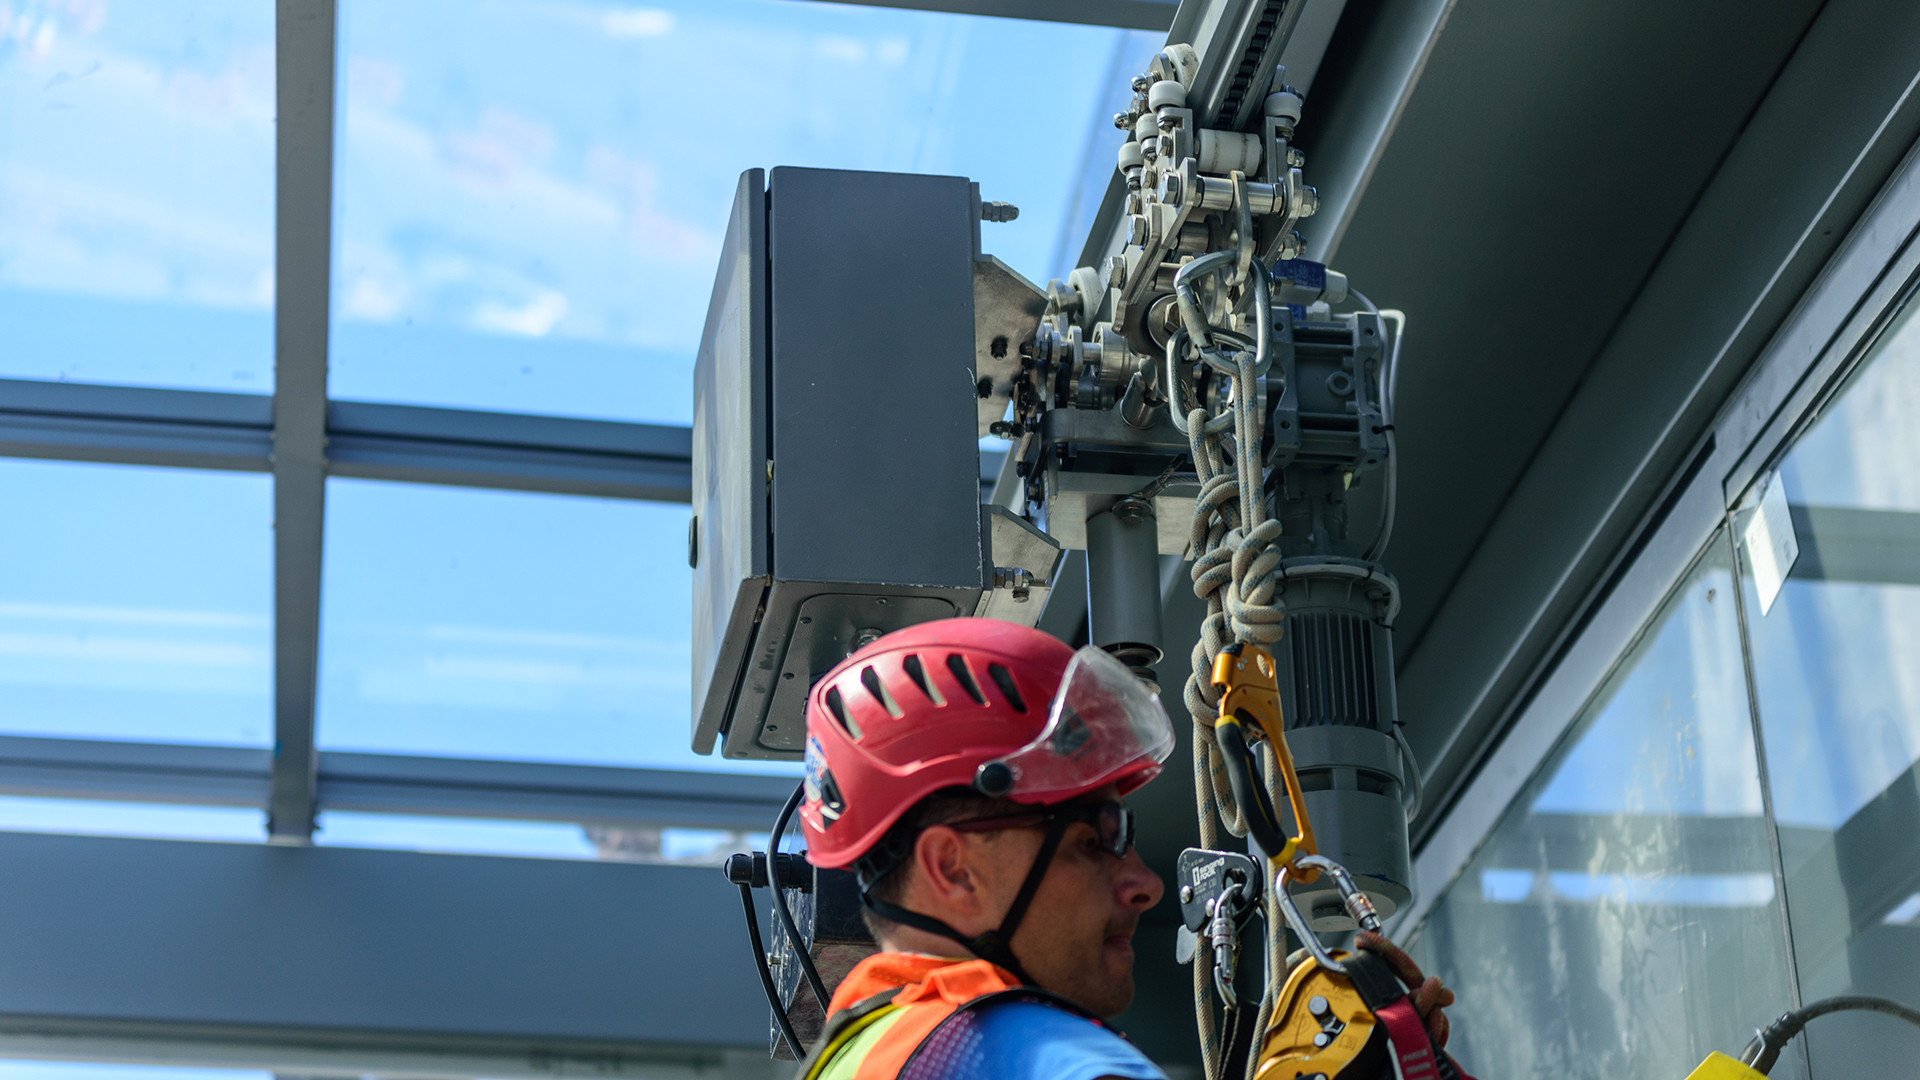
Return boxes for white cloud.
[339,272,410,322]
[813,34,867,64]
[472,289,569,336]
[601,7,673,38]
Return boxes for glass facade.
[1415,293,1920,1079]
[0,0,275,392]
[1736,299,1920,1073]
[1412,536,1800,1078]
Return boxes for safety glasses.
[948,801,1137,858]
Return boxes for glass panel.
[316,477,797,774]
[0,458,272,745]
[0,1,274,391]
[0,795,263,842]
[1412,536,1800,1079]
[328,0,1160,423]
[1738,298,1920,1074]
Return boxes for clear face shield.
[977,645,1176,801]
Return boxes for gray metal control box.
[692,167,1045,760]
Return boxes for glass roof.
[328,0,1159,423]
[0,1,275,392]
[0,458,272,747]
[316,477,796,774]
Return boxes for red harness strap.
[1374,998,1475,1080]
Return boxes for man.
[794,617,1454,1080]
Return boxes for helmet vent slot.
[986,663,1026,713]
[946,654,988,705]
[902,654,945,706]
[824,687,862,740]
[860,666,904,719]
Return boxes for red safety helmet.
[800,617,1173,872]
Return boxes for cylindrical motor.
[1270,557,1410,929]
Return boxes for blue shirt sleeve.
[901,999,1168,1080]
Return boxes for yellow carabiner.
[1212,642,1319,882]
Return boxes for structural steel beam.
[316,752,795,832]
[269,0,337,842]
[0,379,272,473]
[0,378,704,501]
[326,400,694,501]
[1297,0,1459,262]
[793,0,1177,31]
[0,736,795,833]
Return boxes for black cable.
[1742,994,1920,1073]
[771,781,833,1013]
[737,880,805,1057]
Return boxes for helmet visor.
[991,646,1174,801]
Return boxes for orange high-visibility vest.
[795,953,1094,1080]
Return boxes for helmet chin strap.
[859,816,1070,987]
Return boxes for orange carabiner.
[1212,642,1319,882]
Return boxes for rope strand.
[1173,254,1291,1080]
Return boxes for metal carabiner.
[1208,879,1245,1009]
[1274,854,1387,978]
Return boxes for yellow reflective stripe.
[807,1006,906,1080]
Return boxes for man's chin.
[1093,940,1139,1018]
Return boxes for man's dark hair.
[858,787,1031,938]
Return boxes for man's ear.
[910,825,984,915]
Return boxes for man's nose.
[1116,846,1164,911]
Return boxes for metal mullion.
[1723,512,1812,1079]
[268,0,337,843]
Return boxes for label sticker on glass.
[1741,470,1799,616]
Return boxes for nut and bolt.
[1113,497,1153,526]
